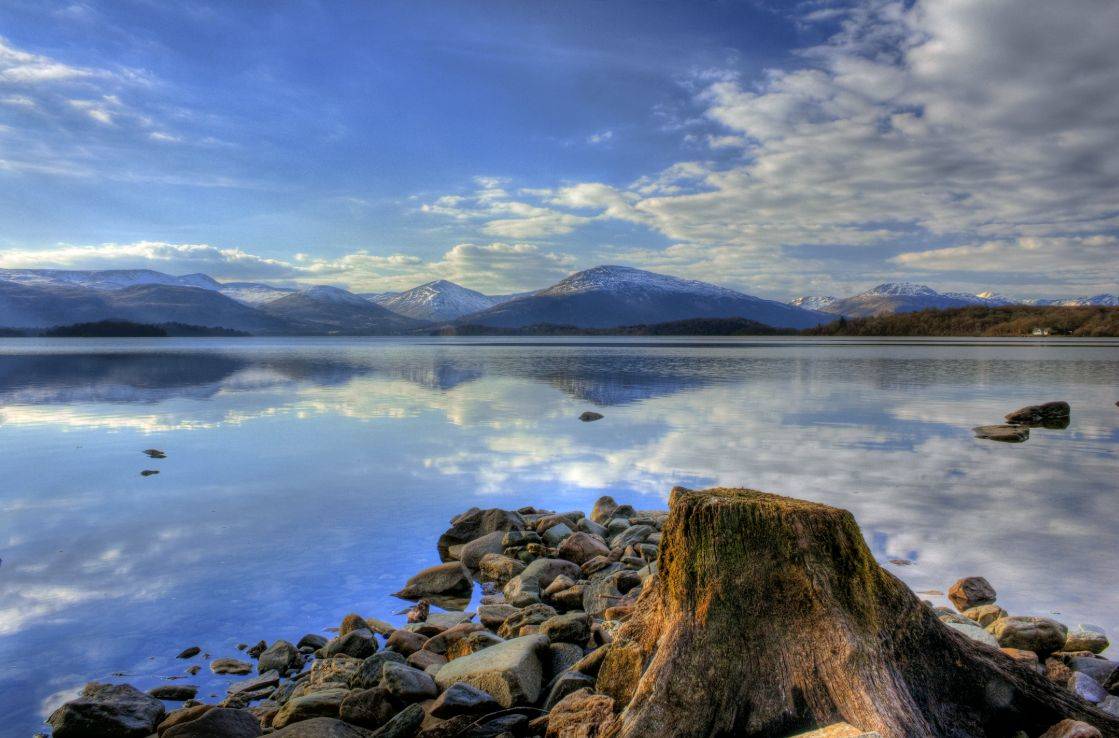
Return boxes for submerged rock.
[48,682,165,738]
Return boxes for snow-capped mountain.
[372,280,500,321]
[790,295,838,311]
[219,282,295,305]
[0,268,223,292]
[1029,294,1119,307]
[457,265,829,329]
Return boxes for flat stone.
[972,424,1029,442]
[228,671,280,696]
[269,717,375,737]
[578,411,604,422]
[434,634,549,707]
[47,682,166,738]
[211,658,254,675]
[176,646,201,659]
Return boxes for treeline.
[428,317,788,336]
[804,306,1119,337]
[10,320,252,338]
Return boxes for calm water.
[1,337,1117,735]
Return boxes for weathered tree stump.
[601,487,1119,738]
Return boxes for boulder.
[434,634,550,707]
[422,622,485,655]
[372,703,423,738]
[212,658,254,675]
[438,508,524,561]
[577,517,609,538]
[961,604,1006,627]
[1065,625,1110,654]
[543,670,597,711]
[459,531,507,570]
[350,652,408,690]
[547,642,585,677]
[338,686,399,730]
[987,616,1068,656]
[406,649,447,672]
[381,661,438,702]
[610,524,654,550]
[590,496,619,525]
[595,640,644,706]
[320,630,376,659]
[272,688,351,729]
[541,612,591,644]
[429,682,501,719]
[270,717,376,737]
[1065,655,1118,686]
[386,629,429,656]
[947,576,997,611]
[158,705,213,736]
[394,562,472,600]
[299,633,330,651]
[161,707,262,738]
[48,682,166,738]
[542,522,574,546]
[972,424,1029,442]
[544,688,614,738]
[446,631,505,661]
[557,532,611,566]
[259,640,303,674]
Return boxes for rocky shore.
[46,491,1119,738]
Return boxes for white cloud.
[417,0,1119,296]
[0,38,103,84]
[586,129,614,145]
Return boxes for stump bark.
[601,487,1119,738]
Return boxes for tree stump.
[601,488,1119,738]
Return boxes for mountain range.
[0,266,1114,334]
[790,283,1118,318]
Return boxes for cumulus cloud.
[418,0,1119,296]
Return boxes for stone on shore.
[590,496,619,524]
[944,620,999,647]
[47,682,166,738]
[340,614,371,637]
[504,558,582,607]
[320,629,376,659]
[394,562,472,600]
[972,424,1029,442]
[948,576,997,611]
[544,688,614,738]
[299,633,330,651]
[258,640,303,674]
[1038,719,1102,738]
[228,671,280,696]
[160,706,262,738]
[338,686,398,729]
[349,652,407,690]
[478,552,525,585]
[437,508,524,561]
[270,717,376,737]
[557,531,610,566]
[962,604,1007,627]
[1068,672,1107,704]
[429,682,501,718]
[272,688,350,729]
[1064,624,1110,654]
[478,603,520,630]
[542,611,591,644]
[458,531,506,570]
[381,661,438,701]
[386,628,428,655]
[211,658,253,675]
[434,633,549,707]
[987,616,1068,656]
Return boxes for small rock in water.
[210,658,253,675]
[48,682,165,738]
[1005,401,1071,427]
[141,470,160,477]
[148,684,197,701]
[184,665,200,675]
[143,449,167,459]
[176,646,201,659]
[406,599,430,623]
[972,424,1029,442]
[579,411,604,422]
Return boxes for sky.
[0,0,1117,300]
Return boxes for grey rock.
[299,633,330,651]
[228,671,280,696]
[1065,624,1110,654]
[438,508,524,561]
[972,424,1029,442]
[542,522,574,546]
[259,640,303,674]
[945,620,999,647]
[503,558,581,607]
[610,524,654,550]
[371,703,423,738]
[478,603,521,630]
[350,652,408,689]
[338,687,399,730]
[576,517,608,538]
[542,612,591,644]
[1067,656,1118,686]
[429,682,501,719]
[543,670,596,711]
[458,531,506,570]
[434,634,549,707]
[381,661,438,702]
[47,682,165,738]
[1069,672,1107,704]
[547,642,585,677]
[1100,695,1119,718]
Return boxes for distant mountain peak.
[373,279,499,321]
[863,282,941,297]
[544,265,747,300]
[790,295,838,310]
[299,285,371,305]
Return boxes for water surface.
[1,337,1117,735]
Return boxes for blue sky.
[1,0,1117,298]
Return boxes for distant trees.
[804,306,1119,337]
